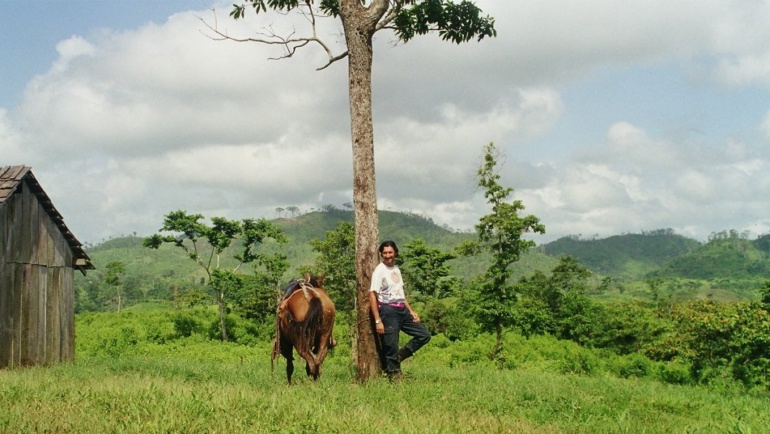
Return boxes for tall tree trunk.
[340,0,387,381]
[494,321,503,362]
[217,290,228,342]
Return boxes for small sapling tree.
[104,261,126,312]
[472,142,545,363]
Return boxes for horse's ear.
[303,273,311,282]
[316,275,324,286]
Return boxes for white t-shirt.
[370,262,406,304]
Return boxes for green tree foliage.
[653,232,770,280]
[514,257,672,357]
[398,238,468,341]
[543,229,700,279]
[310,222,357,314]
[400,238,459,300]
[104,261,126,311]
[143,210,287,341]
[760,280,770,310]
[515,257,598,344]
[229,252,289,324]
[668,300,770,388]
[470,143,545,361]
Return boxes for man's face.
[380,246,396,266]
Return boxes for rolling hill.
[77,211,770,311]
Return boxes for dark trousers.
[379,305,431,374]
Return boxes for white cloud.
[5,1,770,245]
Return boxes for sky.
[3,0,770,246]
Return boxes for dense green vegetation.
[5,207,768,431]
[2,305,769,433]
[77,209,769,313]
[542,229,701,279]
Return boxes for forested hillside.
[74,208,555,312]
[76,207,770,310]
[651,231,770,280]
[541,229,701,279]
[76,210,770,313]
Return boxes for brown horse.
[272,275,336,383]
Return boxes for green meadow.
[1,306,767,434]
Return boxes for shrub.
[656,361,693,385]
[173,313,204,338]
[617,354,653,379]
[557,345,600,376]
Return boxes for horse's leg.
[296,349,317,380]
[280,336,294,384]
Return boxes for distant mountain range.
[82,210,770,300]
[542,228,770,282]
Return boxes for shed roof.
[0,165,94,271]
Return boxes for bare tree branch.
[199,5,349,69]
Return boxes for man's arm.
[369,290,385,334]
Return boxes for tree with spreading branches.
[143,210,287,341]
[206,0,496,380]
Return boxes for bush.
[173,312,204,338]
[206,313,270,344]
[421,297,479,341]
[617,354,653,379]
[557,345,601,376]
[656,361,693,385]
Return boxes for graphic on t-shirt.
[372,264,406,304]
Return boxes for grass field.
[2,338,768,434]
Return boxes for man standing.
[369,240,431,379]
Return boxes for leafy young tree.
[218,0,496,380]
[760,280,770,311]
[513,256,593,339]
[143,210,287,341]
[104,261,126,312]
[310,221,357,314]
[400,238,459,300]
[473,142,545,362]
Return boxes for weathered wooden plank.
[0,196,6,368]
[46,267,61,364]
[53,223,69,268]
[6,190,22,262]
[1,167,81,368]
[60,267,75,362]
[0,263,15,368]
[10,264,23,367]
[0,202,7,264]
[21,264,38,366]
[20,182,36,265]
[36,265,49,366]
[37,202,49,266]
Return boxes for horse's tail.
[303,296,324,346]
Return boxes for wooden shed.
[0,165,93,368]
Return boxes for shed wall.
[0,181,75,368]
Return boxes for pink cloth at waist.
[378,301,405,308]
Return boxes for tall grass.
[2,307,768,433]
[2,341,768,434]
